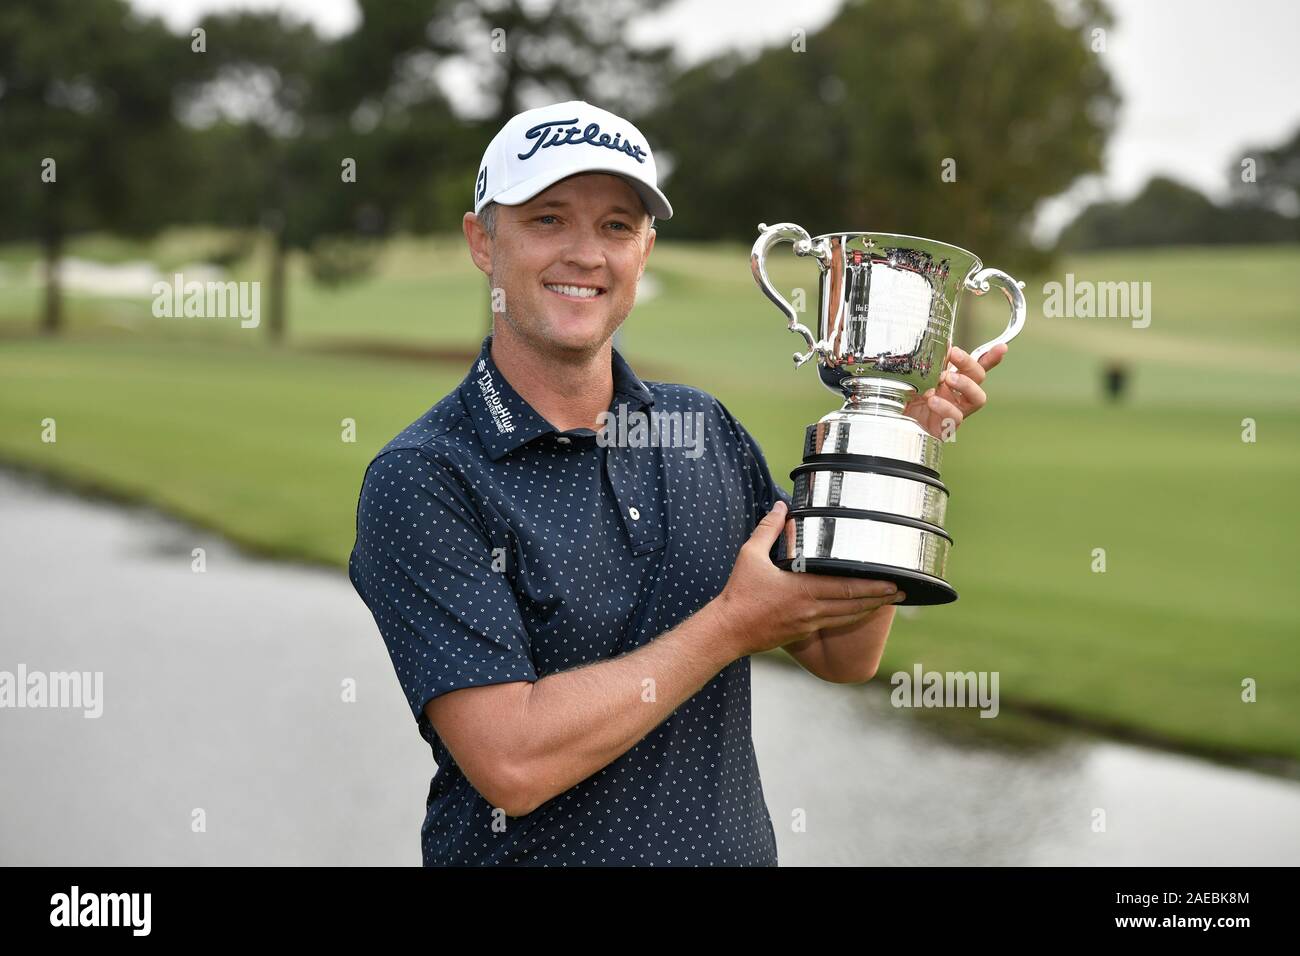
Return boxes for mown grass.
[1,232,1297,761]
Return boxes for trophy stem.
[840,377,915,417]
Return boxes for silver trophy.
[751,223,1027,604]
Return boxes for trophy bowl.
[751,222,1027,604]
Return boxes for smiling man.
[348,100,1006,866]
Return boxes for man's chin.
[541,316,616,353]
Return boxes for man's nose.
[560,232,606,271]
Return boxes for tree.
[182,6,480,343]
[182,12,331,344]
[1060,175,1296,249]
[644,0,1120,267]
[1229,125,1300,235]
[0,0,202,334]
[423,0,674,127]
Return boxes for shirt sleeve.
[711,397,794,517]
[348,447,539,731]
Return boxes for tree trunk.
[268,227,287,344]
[40,229,63,336]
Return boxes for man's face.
[465,173,655,357]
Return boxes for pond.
[1,469,1296,865]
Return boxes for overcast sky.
[131,0,1300,238]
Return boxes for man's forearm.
[784,603,897,683]
[507,599,739,815]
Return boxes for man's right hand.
[711,500,905,658]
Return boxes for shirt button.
[556,436,571,445]
[628,506,641,521]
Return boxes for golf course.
[1,231,1296,765]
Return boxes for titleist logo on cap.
[517,117,648,164]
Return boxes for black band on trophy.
[784,507,954,543]
[790,457,949,492]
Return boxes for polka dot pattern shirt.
[348,334,793,866]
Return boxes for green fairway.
[1,234,1297,763]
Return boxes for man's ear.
[463,212,493,276]
[639,223,656,277]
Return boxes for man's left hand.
[902,343,1009,440]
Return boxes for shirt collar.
[459,334,656,461]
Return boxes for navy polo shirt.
[348,334,794,866]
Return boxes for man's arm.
[781,602,899,683]
[426,501,899,817]
[426,597,738,817]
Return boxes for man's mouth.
[543,282,606,300]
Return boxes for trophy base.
[776,510,957,606]
[781,409,959,606]
[772,556,957,606]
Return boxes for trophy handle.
[963,267,1028,365]
[750,222,831,368]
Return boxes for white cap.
[473,100,672,221]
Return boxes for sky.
[129,0,1300,239]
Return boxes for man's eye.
[536,215,559,224]
[606,221,630,231]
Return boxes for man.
[348,100,1007,866]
